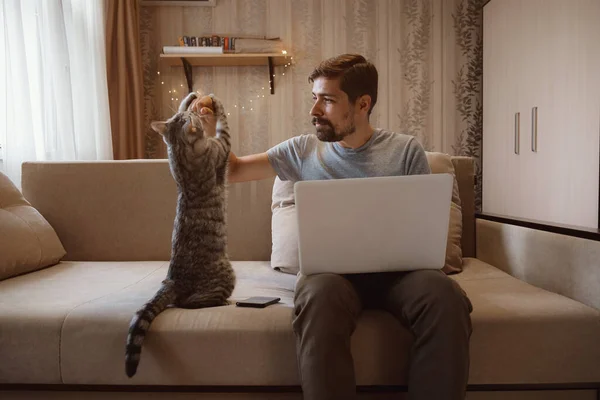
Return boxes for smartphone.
[235,296,281,308]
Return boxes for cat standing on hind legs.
[125,93,236,378]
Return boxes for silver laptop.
[294,174,453,275]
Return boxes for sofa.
[1,155,599,400]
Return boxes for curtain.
[105,0,146,160]
[140,0,483,209]
[0,0,113,187]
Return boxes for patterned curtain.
[140,0,483,209]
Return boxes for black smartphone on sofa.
[235,296,281,308]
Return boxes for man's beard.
[312,117,356,142]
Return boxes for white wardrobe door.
[532,0,600,228]
[513,0,541,220]
[483,0,523,217]
[517,0,554,222]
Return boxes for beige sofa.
[1,157,599,400]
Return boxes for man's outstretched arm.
[189,96,277,184]
[227,152,277,183]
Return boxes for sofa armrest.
[475,216,600,311]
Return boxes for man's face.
[310,77,357,142]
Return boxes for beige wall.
[140,0,483,207]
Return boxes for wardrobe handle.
[514,112,520,154]
[531,106,538,152]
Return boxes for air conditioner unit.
[141,0,216,6]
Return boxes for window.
[0,0,112,184]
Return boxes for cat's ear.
[151,121,168,136]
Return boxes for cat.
[125,93,236,378]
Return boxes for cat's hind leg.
[179,288,231,308]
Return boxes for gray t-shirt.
[266,129,431,181]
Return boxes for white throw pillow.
[270,177,300,275]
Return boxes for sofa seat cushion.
[54,262,410,386]
[1,260,599,386]
[453,258,600,384]
[0,261,171,384]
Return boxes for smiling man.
[192,53,473,400]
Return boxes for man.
[192,54,473,400]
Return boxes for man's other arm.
[405,137,431,175]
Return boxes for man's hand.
[190,96,217,137]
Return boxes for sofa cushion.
[270,177,299,275]
[0,261,170,384]
[56,262,412,386]
[0,171,65,281]
[452,259,600,385]
[425,151,463,274]
[270,151,464,275]
[1,259,599,386]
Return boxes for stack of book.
[162,34,282,55]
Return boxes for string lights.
[155,51,294,116]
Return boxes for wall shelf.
[159,53,292,94]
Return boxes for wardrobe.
[482,0,600,229]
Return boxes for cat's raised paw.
[208,94,226,118]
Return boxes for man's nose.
[310,101,322,116]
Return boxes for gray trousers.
[293,269,473,400]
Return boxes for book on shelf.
[163,35,287,56]
[175,35,237,52]
[162,46,223,54]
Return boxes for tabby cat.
[125,93,236,378]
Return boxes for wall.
[140,0,483,208]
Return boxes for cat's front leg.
[207,94,232,160]
[179,92,199,113]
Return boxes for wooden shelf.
[159,53,291,67]
[159,53,293,94]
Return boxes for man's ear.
[151,121,168,135]
[358,95,371,113]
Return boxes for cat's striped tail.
[125,279,176,378]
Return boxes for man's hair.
[308,54,378,116]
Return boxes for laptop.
[294,174,453,275]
